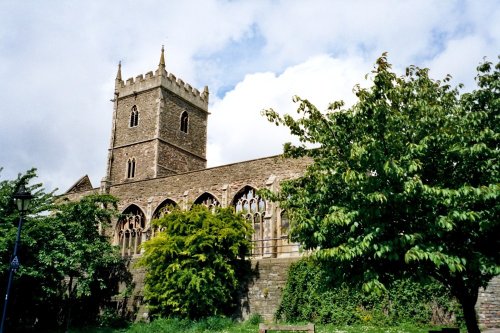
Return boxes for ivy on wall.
[276,258,463,326]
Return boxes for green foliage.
[276,259,462,326]
[0,169,131,331]
[68,318,443,333]
[98,307,130,329]
[111,316,237,333]
[247,313,263,325]
[264,55,499,333]
[138,205,252,319]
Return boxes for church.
[63,47,309,320]
[63,47,498,326]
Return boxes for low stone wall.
[123,256,298,322]
[240,257,299,321]
[123,257,498,328]
[477,275,500,329]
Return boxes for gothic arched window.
[117,205,145,256]
[127,158,136,179]
[193,192,220,212]
[151,199,178,238]
[180,111,188,133]
[130,105,139,127]
[233,186,266,257]
[152,199,178,220]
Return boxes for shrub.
[138,205,252,319]
[276,258,462,326]
[247,313,263,325]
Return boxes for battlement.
[115,56,209,111]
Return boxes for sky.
[0,0,498,194]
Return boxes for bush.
[98,307,129,328]
[247,313,263,325]
[138,205,252,319]
[276,258,462,326]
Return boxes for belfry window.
[233,186,266,257]
[130,106,139,127]
[127,158,136,178]
[180,111,188,133]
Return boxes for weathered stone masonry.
[64,48,499,327]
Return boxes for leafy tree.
[264,55,499,333]
[138,205,252,319]
[0,169,130,331]
[36,194,130,331]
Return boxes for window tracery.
[152,199,178,219]
[130,105,139,127]
[233,187,266,257]
[117,205,145,256]
[193,192,220,212]
[150,199,178,238]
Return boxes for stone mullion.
[134,230,139,255]
[265,175,277,258]
[121,234,125,257]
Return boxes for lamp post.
[0,183,32,333]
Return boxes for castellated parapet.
[116,68,209,111]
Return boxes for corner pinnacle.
[116,61,122,82]
[159,45,165,69]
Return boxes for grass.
[68,317,449,333]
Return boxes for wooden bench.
[259,323,315,333]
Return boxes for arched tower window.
[127,158,136,179]
[233,186,266,257]
[130,105,139,127]
[117,205,145,256]
[150,199,178,238]
[180,111,188,133]
[193,192,220,212]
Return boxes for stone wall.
[110,141,157,183]
[114,90,158,147]
[108,154,309,227]
[126,257,299,322]
[125,256,500,327]
[241,257,299,321]
[159,89,208,159]
[477,275,500,329]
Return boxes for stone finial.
[202,85,209,102]
[158,45,166,69]
[116,61,122,82]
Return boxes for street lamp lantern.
[0,182,33,333]
[13,183,33,213]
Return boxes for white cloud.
[0,0,497,193]
[207,54,370,167]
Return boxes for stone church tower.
[104,46,210,187]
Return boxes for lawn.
[68,318,449,333]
